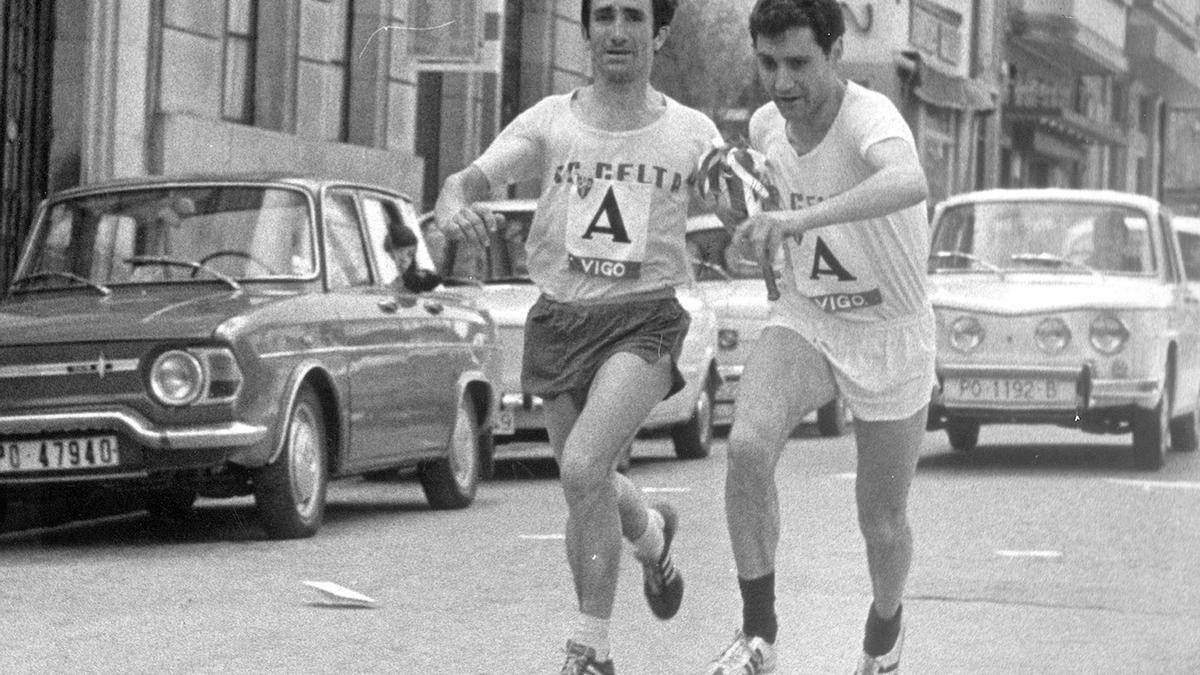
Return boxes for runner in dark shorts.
[523,292,690,410]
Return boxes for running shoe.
[560,640,615,675]
[854,621,904,674]
[642,502,683,619]
[705,630,777,674]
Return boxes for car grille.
[0,343,147,410]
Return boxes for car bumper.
[0,409,268,485]
[931,363,1161,423]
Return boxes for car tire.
[0,490,7,529]
[671,380,714,459]
[946,418,980,452]
[478,424,497,480]
[420,396,480,509]
[253,384,329,539]
[1169,406,1199,454]
[816,397,848,437]
[1132,397,1168,470]
[145,487,197,522]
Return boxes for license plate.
[0,435,121,473]
[943,378,1075,407]
[494,410,515,436]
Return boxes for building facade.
[3,1,1200,289]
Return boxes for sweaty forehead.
[754,25,822,56]
[591,0,653,15]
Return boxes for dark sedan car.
[0,174,501,538]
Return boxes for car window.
[1179,230,1200,281]
[17,186,315,287]
[323,191,371,289]
[931,201,1155,275]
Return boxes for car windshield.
[13,185,316,290]
[930,200,1156,275]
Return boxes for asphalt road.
[2,422,1199,673]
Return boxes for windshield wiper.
[10,271,112,296]
[1010,253,1101,277]
[929,251,1005,278]
[124,256,242,292]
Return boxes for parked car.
[422,200,721,462]
[926,188,1200,470]
[685,213,847,436]
[0,174,501,538]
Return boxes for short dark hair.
[749,0,845,55]
[580,0,678,39]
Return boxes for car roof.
[938,188,1164,212]
[44,172,415,202]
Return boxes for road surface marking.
[1106,478,1200,491]
[833,472,856,480]
[519,534,565,540]
[995,549,1063,559]
[643,487,691,493]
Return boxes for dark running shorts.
[522,293,691,410]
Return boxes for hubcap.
[288,403,321,517]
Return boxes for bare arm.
[734,138,929,256]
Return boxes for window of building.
[910,0,963,67]
[296,0,352,142]
[222,0,257,123]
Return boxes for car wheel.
[253,384,329,539]
[145,487,197,522]
[1169,385,1200,453]
[671,380,714,459]
[946,418,980,452]
[816,397,848,437]
[0,490,7,529]
[420,396,480,509]
[1132,396,1168,470]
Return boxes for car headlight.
[1089,314,1129,355]
[1035,317,1071,353]
[948,316,984,352]
[150,350,206,406]
[718,328,739,351]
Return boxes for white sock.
[630,506,665,565]
[571,612,611,661]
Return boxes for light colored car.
[422,200,721,461]
[926,188,1200,470]
[1173,215,1200,284]
[685,214,847,436]
[0,175,501,538]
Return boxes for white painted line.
[1106,479,1200,491]
[833,472,856,480]
[519,534,565,541]
[995,549,1063,559]
[643,487,691,493]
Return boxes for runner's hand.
[733,212,784,267]
[440,204,502,250]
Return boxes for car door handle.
[423,301,444,315]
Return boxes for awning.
[915,67,996,111]
[1005,106,1127,147]
[897,52,996,111]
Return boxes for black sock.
[863,602,903,657]
[738,572,777,644]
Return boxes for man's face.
[390,245,415,272]
[586,0,660,84]
[754,26,842,123]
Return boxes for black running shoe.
[642,502,683,619]
[560,640,616,675]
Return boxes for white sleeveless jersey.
[475,90,719,302]
[749,82,932,327]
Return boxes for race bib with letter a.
[565,181,651,279]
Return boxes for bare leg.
[853,406,927,618]
[544,352,672,619]
[725,327,837,577]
